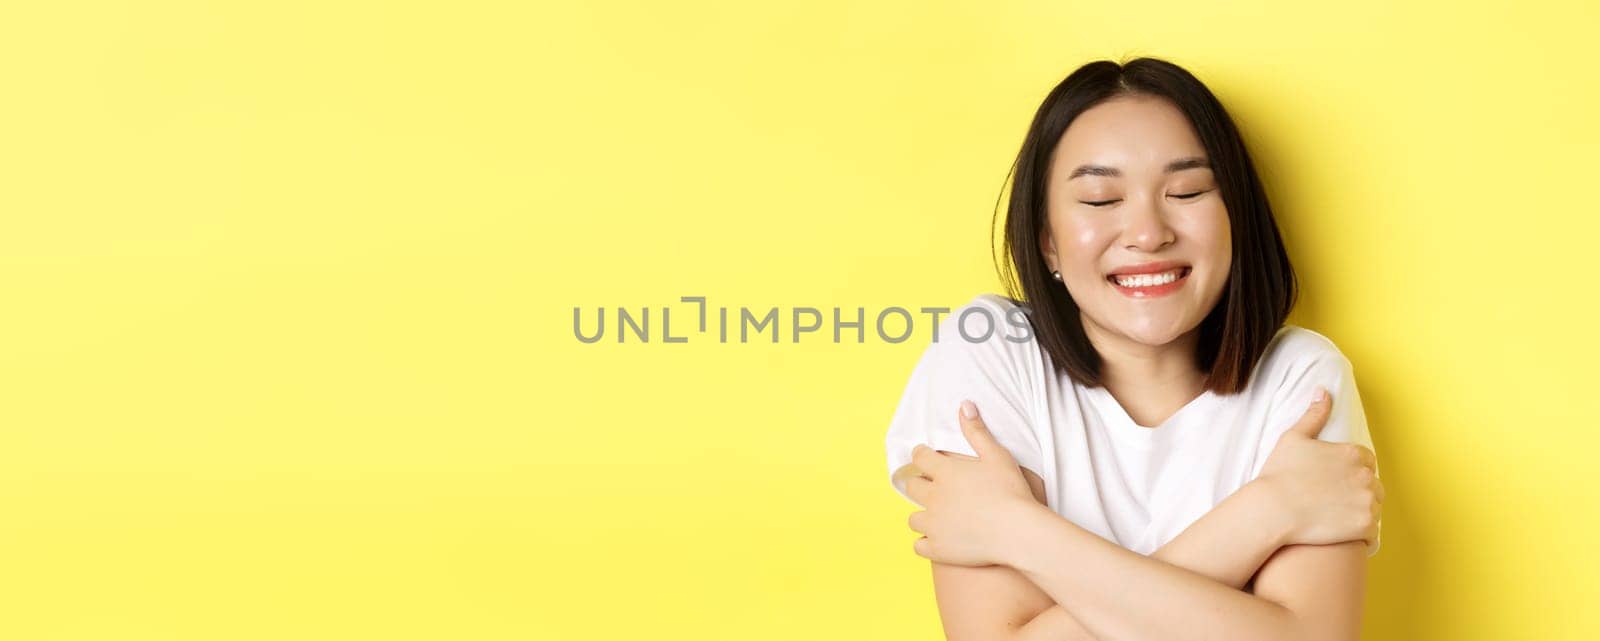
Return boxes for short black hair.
[993,56,1297,395]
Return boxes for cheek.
[1188,210,1233,285]
[1052,217,1118,291]
[1181,207,1232,259]
[1208,212,1233,260]
[1056,215,1116,258]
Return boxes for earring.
[1051,270,1062,281]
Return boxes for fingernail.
[1315,388,1329,405]
[960,399,979,419]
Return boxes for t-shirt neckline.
[1083,383,1217,448]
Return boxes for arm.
[921,466,1077,641]
[1005,500,1363,641]
[998,354,1373,639]
[1147,478,1293,590]
[918,389,1378,641]
[925,467,1295,641]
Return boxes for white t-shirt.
[884,293,1381,557]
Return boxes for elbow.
[938,612,1038,641]
[1297,629,1360,641]
[1232,594,1353,641]
[942,628,1013,641]
[1280,607,1361,641]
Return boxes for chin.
[1110,316,1200,347]
[1119,328,1184,347]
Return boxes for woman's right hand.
[1255,387,1384,549]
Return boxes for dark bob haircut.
[994,56,1297,395]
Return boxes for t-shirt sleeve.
[1252,335,1383,557]
[883,294,1047,506]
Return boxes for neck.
[1080,313,1206,396]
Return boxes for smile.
[1106,266,1191,298]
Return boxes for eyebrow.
[1066,156,1211,180]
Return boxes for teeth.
[1112,268,1184,288]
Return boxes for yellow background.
[2,1,1596,639]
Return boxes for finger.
[910,443,947,477]
[1372,476,1385,504]
[890,461,928,491]
[940,451,979,461]
[958,400,1013,463]
[1354,444,1377,469]
[907,510,927,534]
[1287,387,1333,438]
[905,475,933,507]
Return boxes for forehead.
[1051,95,1207,175]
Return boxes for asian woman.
[885,57,1385,641]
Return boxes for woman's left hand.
[904,400,1042,567]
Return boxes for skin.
[896,95,1385,640]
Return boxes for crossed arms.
[898,392,1381,641]
[922,466,1365,641]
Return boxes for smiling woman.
[884,57,1385,641]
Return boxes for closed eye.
[1078,189,1212,208]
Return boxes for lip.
[1106,260,1191,277]
[1106,265,1191,299]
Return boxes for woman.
[884,57,1385,640]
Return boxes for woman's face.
[1041,94,1232,349]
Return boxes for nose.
[1120,194,1176,252]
